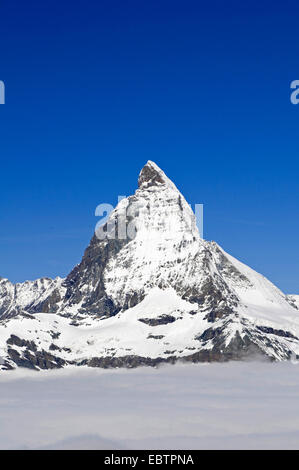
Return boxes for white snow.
[0,287,209,363]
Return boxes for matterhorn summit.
[0,161,299,370]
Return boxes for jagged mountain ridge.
[0,277,65,319]
[0,161,298,370]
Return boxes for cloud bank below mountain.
[1,362,299,450]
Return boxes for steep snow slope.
[0,161,298,370]
[216,246,299,330]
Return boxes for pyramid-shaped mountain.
[0,161,298,370]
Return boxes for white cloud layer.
[1,362,299,449]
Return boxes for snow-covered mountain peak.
[1,162,299,370]
[135,160,199,237]
[138,160,177,190]
[87,160,204,314]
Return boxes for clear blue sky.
[0,1,298,293]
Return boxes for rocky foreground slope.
[0,161,298,370]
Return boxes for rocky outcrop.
[5,333,67,369]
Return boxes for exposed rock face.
[138,161,166,188]
[287,295,299,310]
[62,234,128,317]
[139,315,177,326]
[0,277,64,319]
[0,161,299,370]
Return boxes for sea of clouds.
[1,361,299,449]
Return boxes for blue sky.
[0,0,298,293]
